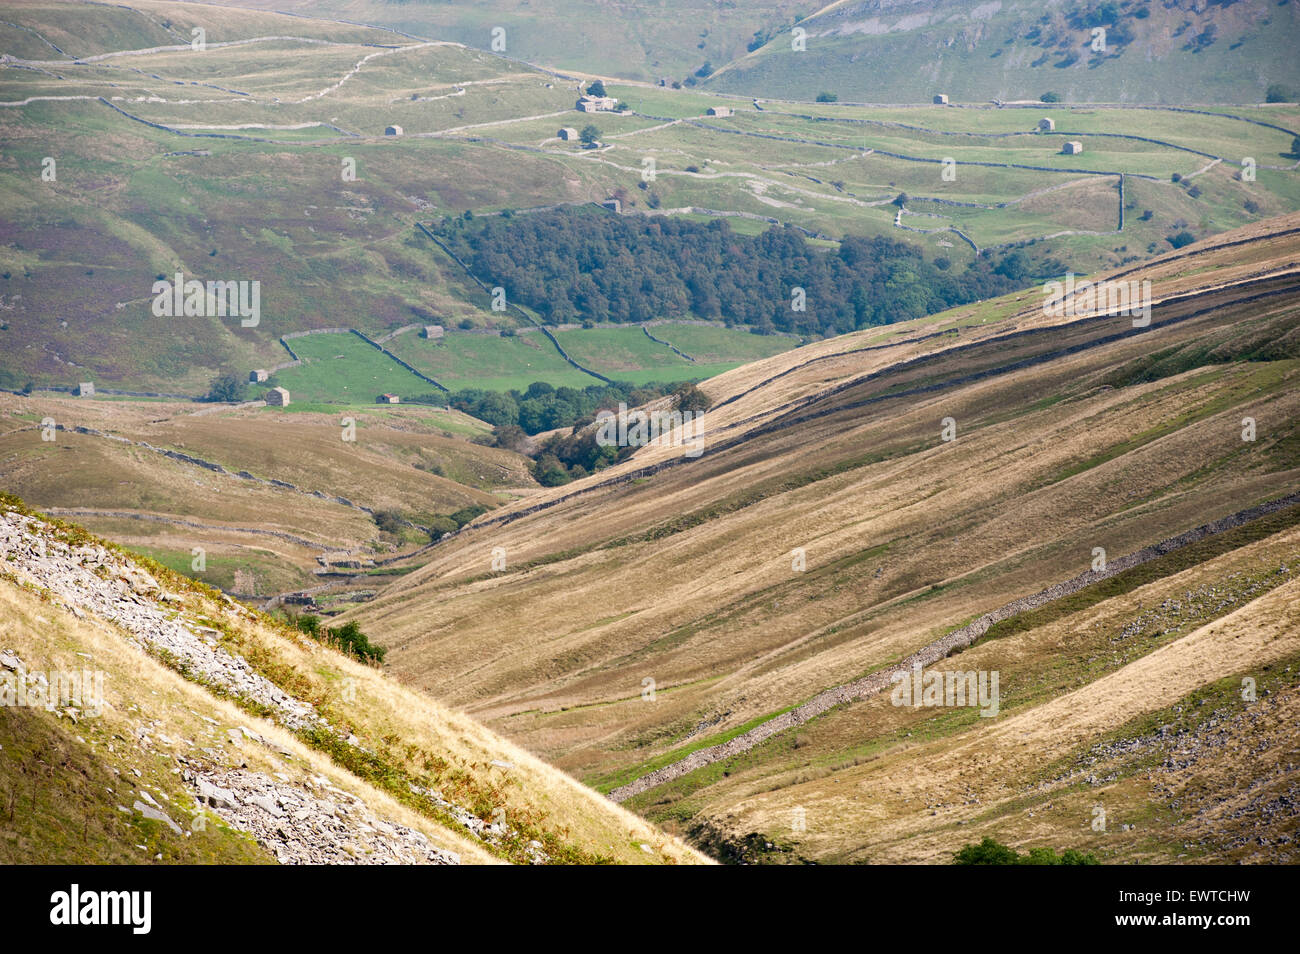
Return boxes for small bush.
[954,837,1098,865]
[372,509,405,534]
[205,371,247,403]
[1266,83,1296,104]
[448,504,488,528]
[426,515,459,539]
[327,620,387,665]
[673,381,712,414]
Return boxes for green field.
[648,324,796,363]
[264,324,797,401]
[129,544,315,595]
[388,324,798,393]
[388,330,597,392]
[272,333,435,404]
[550,324,797,385]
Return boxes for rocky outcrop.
[1,510,321,730]
[190,770,460,865]
[3,506,550,864]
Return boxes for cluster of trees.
[530,426,618,485]
[433,208,1041,337]
[205,371,249,402]
[415,380,682,436]
[528,382,712,486]
[413,381,709,485]
[206,369,283,403]
[1267,84,1297,104]
[424,504,488,540]
[373,503,487,542]
[293,614,386,665]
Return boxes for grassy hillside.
[3,0,1296,397]
[0,393,531,602]
[186,0,1300,104]
[706,0,1300,105]
[0,495,710,863]
[344,212,1300,863]
[189,0,810,84]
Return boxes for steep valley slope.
[347,212,1300,862]
[0,498,709,864]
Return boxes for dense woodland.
[413,380,707,485]
[434,206,1051,336]
[414,380,679,435]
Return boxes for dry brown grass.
[0,511,711,863]
[0,394,534,589]
[0,577,494,863]
[705,528,1300,863]
[340,215,1300,863]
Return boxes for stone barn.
[77,382,94,397]
[264,386,290,407]
[249,369,269,383]
[933,94,949,105]
[422,324,445,339]
[377,393,400,404]
[706,105,733,117]
[576,95,618,112]
[384,125,403,136]
[557,127,579,141]
[1038,117,1056,131]
[1061,140,1083,155]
